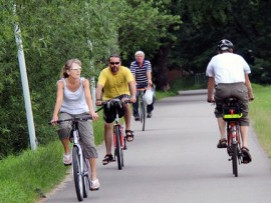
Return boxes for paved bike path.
[42,93,271,203]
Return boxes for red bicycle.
[96,98,130,170]
[222,98,243,177]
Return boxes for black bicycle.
[50,116,92,201]
[96,98,130,170]
[222,98,243,177]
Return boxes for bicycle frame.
[222,98,243,177]
[137,90,146,131]
[227,121,242,153]
[71,121,88,181]
[51,116,92,201]
[97,98,128,170]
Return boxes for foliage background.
[0,0,179,157]
[1,0,271,157]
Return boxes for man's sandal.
[125,130,134,142]
[102,154,115,165]
[217,138,227,148]
[241,146,252,164]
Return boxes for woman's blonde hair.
[61,58,82,78]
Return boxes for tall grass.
[250,84,271,157]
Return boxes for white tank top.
[60,77,89,115]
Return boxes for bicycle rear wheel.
[72,146,84,201]
[140,101,146,131]
[232,143,238,177]
[114,125,124,170]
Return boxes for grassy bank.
[0,141,67,203]
[0,111,104,203]
[250,84,271,157]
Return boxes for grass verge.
[250,84,271,158]
[0,111,104,203]
[0,141,67,203]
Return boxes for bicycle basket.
[222,102,242,120]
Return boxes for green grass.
[0,141,67,203]
[155,91,176,100]
[0,110,105,203]
[155,75,207,100]
[250,84,271,158]
[93,110,104,145]
[171,75,207,91]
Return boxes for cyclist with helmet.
[206,39,254,164]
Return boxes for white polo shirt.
[206,53,251,84]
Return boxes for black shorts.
[103,94,130,123]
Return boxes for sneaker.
[90,179,100,191]
[147,113,152,118]
[63,153,72,166]
[134,115,140,121]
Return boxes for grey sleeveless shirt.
[59,77,89,115]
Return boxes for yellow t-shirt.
[98,66,134,100]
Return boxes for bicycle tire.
[141,101,146,131]
[232,143,238,177]
[83,159,89,198]
[115,125,123,170]
[72,146,84,201]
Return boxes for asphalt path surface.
[42,92,271,203]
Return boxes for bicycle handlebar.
[95,98,132,113]
[48,115,92,125]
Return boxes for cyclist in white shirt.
[206,39,254,164]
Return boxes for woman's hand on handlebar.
[50,115,58,126]
[90,111,99,121]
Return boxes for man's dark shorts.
[103,94,130,123]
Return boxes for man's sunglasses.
[109,62,120,65]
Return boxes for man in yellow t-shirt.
[96,54,136,165]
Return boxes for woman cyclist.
[51,59,100,190]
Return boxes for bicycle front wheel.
[83,159,89,198]
[232,143,238,177]
[72,146,84,201]
[114,125,124,170]
[140,101,146,131]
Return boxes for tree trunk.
[152,45,170,90]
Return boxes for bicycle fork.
[73,130,85,176]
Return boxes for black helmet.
[217,39,234,51]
